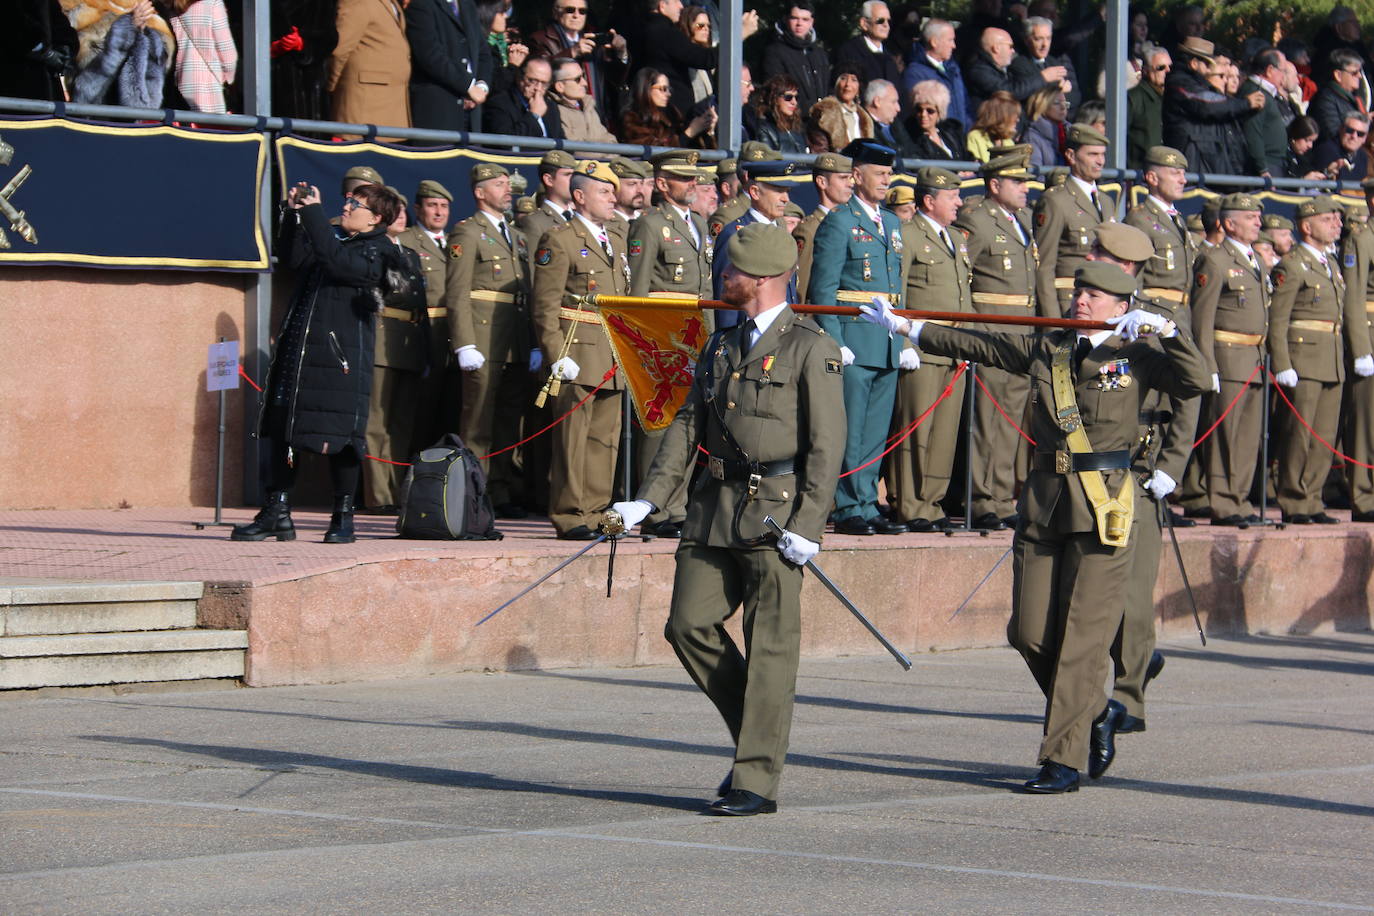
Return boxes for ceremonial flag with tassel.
[596,295,709,431]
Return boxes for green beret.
[1094,222,1154,263]
[783,201,805,219]
[1074,262,1137,297]
[515,196,536,214]
[727,222,798,277]
[1185,213,1203,231]
[1218,192,1262,213]
[416,179,453,201]
[982,143,1033,180]
[1262,213,1294,231]
[609,156,652,180]
[342,165,384,190]
[738,141,782,164]
[650,148,701,176]
[695,171,715,185]
[1066,123,1109,148]
[813,152,853,174]
[885,185,916,206]
[717,157,739,178]
[385,185,408,208]
[916,166,960,191]
[1256,231,1276,247]
[1145,146,1188,169]
[1297,195,1344,219]
[470,162,509,186]
[1045,167,1069,187]
[539,150,578,172]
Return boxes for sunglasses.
[869,17,889,24]
[558,5,587,13]
[1152,63,1171,71]
[343,198,374,213]
[780,92,798,101]
[916,105,937,113]
[1345,126,1369,136]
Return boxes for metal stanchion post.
[621,389,633,500]
[1256,353,1283,529]
[948,363,988,537]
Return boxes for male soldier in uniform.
[1033,123,1116,316]
[793,151,854,302]
[709,142,780,238]
[888,165,972,532]
[607,222,846,815]
[625,149,715,538]
[1264,213,1295,257]
[861,262,1211,792]
[712,159,804,328]
[884,185,916,223]
[1270,196,1365,523]
[712,156,740,228]
[810,140,907,535]
[1190,194,1270,526]
[398,179,459,452]
[609,156,653,229]
[532,161,631,539]
[954,145,1038,530]
[446,163,538,519]
[691,170,719,222]
[1341,179,1374,522]
[517,150,579,263]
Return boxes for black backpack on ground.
[396,434,503,540]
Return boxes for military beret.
[727,222,799,277]
[982,143,1033,179]
[695,171,716,185]
[469,163,509,186]
[1256,231,1276,247]
[1176,36,1215,62]
[1066,123,1109,149]
[1201,196,1222,214]
[1218,192,1262,213]
[916,166,961,191]
[342,165,384,190]
[539,150,578,172]
[1296,195,1344,219]
[813,151,854,174]
[1045,166,1069,187]
[783,201,805,219]
[1094,222,1154,263]
[609,156,653,179]
[515,196,536,214]
[414,179,452,201]
[1185,213,1203,231]
[717,157,739,178]
[1349,209,1369,226]
[842,138,898,167]
[385,185,408,208]
[885,185,916,206]
[1145,145,1188,169]
[650,148,701,176]
[576,159,620,189]
[739,141,782,163]
[1074,261,1137,297]
[741,159,805,188]
[1262,213,1294,230]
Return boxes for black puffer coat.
[1162,68,1256,176]
[261,204,403,456]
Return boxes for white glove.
[608,499,652,532]
[776,529,819,566]
[898,348,921,370]
[1356,355,1374,377]
[456,345,485,372]
[839,346,856,366]
[858,297,908,335]
[1145,469,1177,501]
[1210,373,1221,393]
[1106,309,1176,341]
[529,349,544,373]
[550,356,580,382]
[1275,368,1299,388]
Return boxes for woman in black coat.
[233,182,406,545]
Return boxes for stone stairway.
[0,579,246,689]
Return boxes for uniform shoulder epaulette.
[792,314,825,334]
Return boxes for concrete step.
[0,579,203,636]
[0,630,247,690]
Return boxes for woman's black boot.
[231,492,295,541]
[323,494,356,544]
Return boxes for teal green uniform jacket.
[808,198,905,369]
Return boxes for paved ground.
[3,633,1373,914]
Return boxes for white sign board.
[207,340,241,392]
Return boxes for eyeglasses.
[1152,63,1171,71]
[558,72,586,82]
[869,17,889,24]
[651,83,670,92]
[693,21,710,29]
[1344,67,1364,76]
[780,92,798,101]
[1345,125,1369,136]
[558,6,588,14]
[916,105,937,114]
[343,198,374,213]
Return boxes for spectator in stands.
[740,64,761,142]
[1276,58,1304,124]
[165,0,238,114]
[964,27,1059,114]
[1312,110,1371,181]
[485,57,565,139]
[864,78,916,157]
[1127,43,1170,170]
[1019,16,1079,114]
[551,57,617,142]
[1278,37,1319,103]
[618,67,716,146]
[1023,83,1067,169]
[1,1,76,103]
[71,1,173,108]
[1309,49,1365,144]
[902,19,969,133]
[964,90,1020,163]
[1163,37,1263,175]
[1285,115,1323,179]
[904,80,967,162]
[808,66,874,152]
[477,0,529,94]
[527,0,630,123]
[833,1,902,95]
[1074,100,1106,134]
[679,6,715,106]
[755,75,808,153]
[1160,3,1205,59]
[329,0,411,133]
[1314,5,1373,75]
[405,0,491,135]
[1127,5,1151,68]
[761,1,831,115]
[640,0,745,118]
[954,0,1016,68]
[1242,47,1291,177]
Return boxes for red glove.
[271,26,304,58]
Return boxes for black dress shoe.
[558,525,599,540]
[972,512,1007,531]
[1285,513,1312,525]
[495,503,529,519]
[1167,512,1196,528]
[1001,514,1021,529]
[1353,510,1374,523]
[1089,700,1125,779]
[872,517,908,535]
[1311,512,1340,524]
[1116,712,1146,733]
[835,516,876,535]
[1144,650,1165,689]
[1183,505,1211,519]
[1211,514,1247,527]
[908,517,951,533]
[706,789,776,816]
[647,520,683,538]
[717,771,732,797]
[1021,762,1080,794]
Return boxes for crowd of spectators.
[8,1,1374,184]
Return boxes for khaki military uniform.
[891,214,973,524]
[1190,239,1270,520]
[397,225,459,453]
[638,308,845,800]
[918,323,1210,771]
[626,202,715,529]
[1033,180,1115,315]
[1269,244,1350,518]
[954,197,1038,521]
[1340,218,1374,515]
[792,205,830,302]
[445,212,534,509]
[708,194,750,238]
[517,200,572,269]
[531,216,629,535]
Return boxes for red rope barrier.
[1192,362,1262,449]
[238,364,263,392]
[480,367,618,462]
[837,362,968,479]
[972,370,1036,446]
[1267,369,1374,470]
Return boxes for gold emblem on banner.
[0,135,38,249]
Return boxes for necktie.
[873,214,885,239]
[499,220,512,249]
[598,234,613,259]
[879,123,895,146]
[1074,336,1092,373]
[1091,189,1104,220]
[562,209,574,223]
[682,210,700,248]
[939,228,955,256]
[1246,249,1262,280]
[739,318,757,357]
[1168,208,1187,241]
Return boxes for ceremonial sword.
[763,516,912,670]
[1161,498,1207,646]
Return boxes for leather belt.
[1142,287,1186,303]
[1032,449,1132,474]
[972,292,1033,307]
[1290,318,1338,333]
[426,307,448,319]
[558,307,602,325]
[380,306,420,322]
[1054,277,1077,290]
[1214,329,1263,346]
[469,290,518,304]
[836,290,900,306]
[707,455,795,481]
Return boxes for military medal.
[1003,255,1012,272]
[673,264,684,282]
[863,256,872,281]
[662,226,671,240]
[761,355,775,379]
[1098,358,1132,389]
[579,248,590,258]
[892,232,903,253]
[1165,246,1175,272]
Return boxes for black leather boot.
[230,492,295,541]
[323,494,356,544]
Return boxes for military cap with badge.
[982,143,1034,180]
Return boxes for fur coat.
[62,1,173,106]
